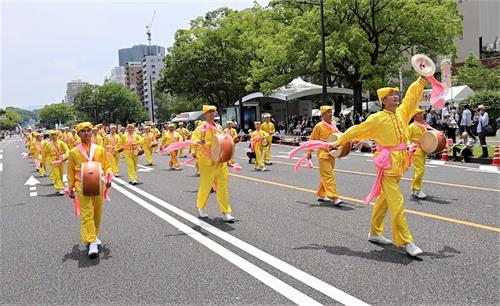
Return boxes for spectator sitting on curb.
[451,132,474,163]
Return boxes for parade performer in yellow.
[59,127,75,148]
[119,124,144,185]
[151,124,161,153]
[261,114,275,165]
[307,105,343,205]
[250,122,271,171]
[67,122,113,258]
[407,109,427,199]
[332,77,427,257]
[191,120,204,176]
[142,125,157,166]
[177,122,191,158]
[104,125,121,176]
[161,123,183,170]
[191,105,235,222]
[91,127,104,146]
[43,130,69,195]
[30,132,46,177]
[224,120,239,166]
[71,129,80,147]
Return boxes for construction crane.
[146,10,156,55]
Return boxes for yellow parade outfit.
[261,115,275,163]
[119,128,144,183]
[152,126,161,153]
[161,127,183,169]
[333,77,426,248]
[142,131,156,165]
[59,131,75,148]
[309,106,341,202]
[191,106,233,218]
[191,121,204,174]
[224,124,238,165]
[408,113,427,193]
[250,126,270,170]
[30,135,46,176]
[91,133,104,146]
[104,131,122,175]
[177,125,191,157]
[67,122,112,245]
[43,132,69,193]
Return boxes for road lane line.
[199,164,500,233]
[29,192,37,197]
[261,159,500,193]
[29,187,36,191]
[0,154,3,159]
[112,183,324,306]
[113,178,370,306]
[0,163,3,172]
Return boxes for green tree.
[456,54,500,91]
[154,91,200,123]
[250,0,462,113]
[38,103,75,128]
[73,83,147,124]
[5,107,37,125]
[0,108,21,130]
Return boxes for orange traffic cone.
[292,137,297,146]
[441,145,449,161]
[492,145,500,166]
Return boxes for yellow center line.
[256,159,500,193]
[188,162,500,233]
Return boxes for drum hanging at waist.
[420,130,446,153]
[327,133,351,158]
[211,134,235,163]
[81,161,102,196]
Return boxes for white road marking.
[0,163,2,172]
[428,160,446,165]
[466,165,500,174]
[63,174,68,183]
[113,177,369,306]
[24,176,41,186]
[138,164,153,172]
[0,154,3,159]
[29,192,37,197]
[0,149,3,153]
[112,183,323,306]
[29,187,36,191]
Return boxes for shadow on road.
[409,196,455,205]
[192,217,236,234]
[294,243,461,265]
[295,201,357,211]
[62,244,112,268]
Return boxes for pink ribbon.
[426,76,445,110]
[287,140,331,159]
[103,173,114,202]
[364,143,407,204]
[322,120,339,132]
[34,159,41,168]
[64,187,80,216]
[183,151,195,165]
[162,140,196,153]
[52,159,64,166]
[21,152,28,159]
[199,122,220,133]
[230,162,242,173]
[293,155,314,172]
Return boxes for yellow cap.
[377,87,399,102]
[109,124,117,129]
[75,122,93,132]
[48,130,59,136]
[254,121,261,125]
[320,105,332,114]
[263,113,271,118]
[414,108,424,114]
[178,122,184,125]
[167,123,175,128]
[126,123,135,129]
[202,105,217,113]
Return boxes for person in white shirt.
[474,104,489,157]
[441,102,450,134]
[451,132,474,162]
[460,105,477,141]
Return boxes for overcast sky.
[0,0,269,109]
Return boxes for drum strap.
[322,120,339,133]
[78,143,97,162]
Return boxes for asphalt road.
[1,136,498,305]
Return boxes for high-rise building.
[124,62,143,91]
[109,66,126,87]
[118,45,165,67]
[142,55,165,121]
[65,79,89,103]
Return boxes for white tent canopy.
[235,77,368,105]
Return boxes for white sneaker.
[403,242,423,257]
[95,238,102,246]
[265,161,272,165]
[222,213,235,222]
[198,208,208,218]
[57,190,65,195]
[317,196,328,202]
[261,167,268,171]
[414,190,427,199]
[368,233,393,245]
[88,242,99,258]
[333,198,344,205]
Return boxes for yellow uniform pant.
[411,153,426,191]
[316,152,337,199]
[264,143,272,161]
[36,162,46,176]
[179,147,185,157]
[107,152,120,175]
[197,164,231,214]
[49,164,64,191]
[77,193,103,244]
[124,152,138,181]
[144,147,153,165]
[169,151,179,168]
[255,144,265,168]
[370,175,413,247]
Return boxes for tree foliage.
[456,54,500,91]
[38,103,75,127]
[73,83,147,124]
[0,108,22,130]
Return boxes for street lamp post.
[299,0,328,104]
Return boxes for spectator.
[447,107,459,143]
[440,102,450,135]
[451,132,474,162]
[474,104,489,158]
[460,105,477,141]
[426,109,438,128]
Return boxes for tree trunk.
[353,81,363,115]
[333,96,342,117]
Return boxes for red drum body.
[211,134,235,163]
[81,161,102,196]
[420,130,446,153]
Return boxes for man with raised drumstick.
[408,108,428,199]
[67,122,112,258]
[191,105,235,222]
[331,76,427,257]
[307,105,343,205]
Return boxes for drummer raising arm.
[191,105,235,222]
[67,122,112,258]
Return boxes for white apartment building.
[65,79,89,103]
[142,55,165,121]
[109,66,126,87]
